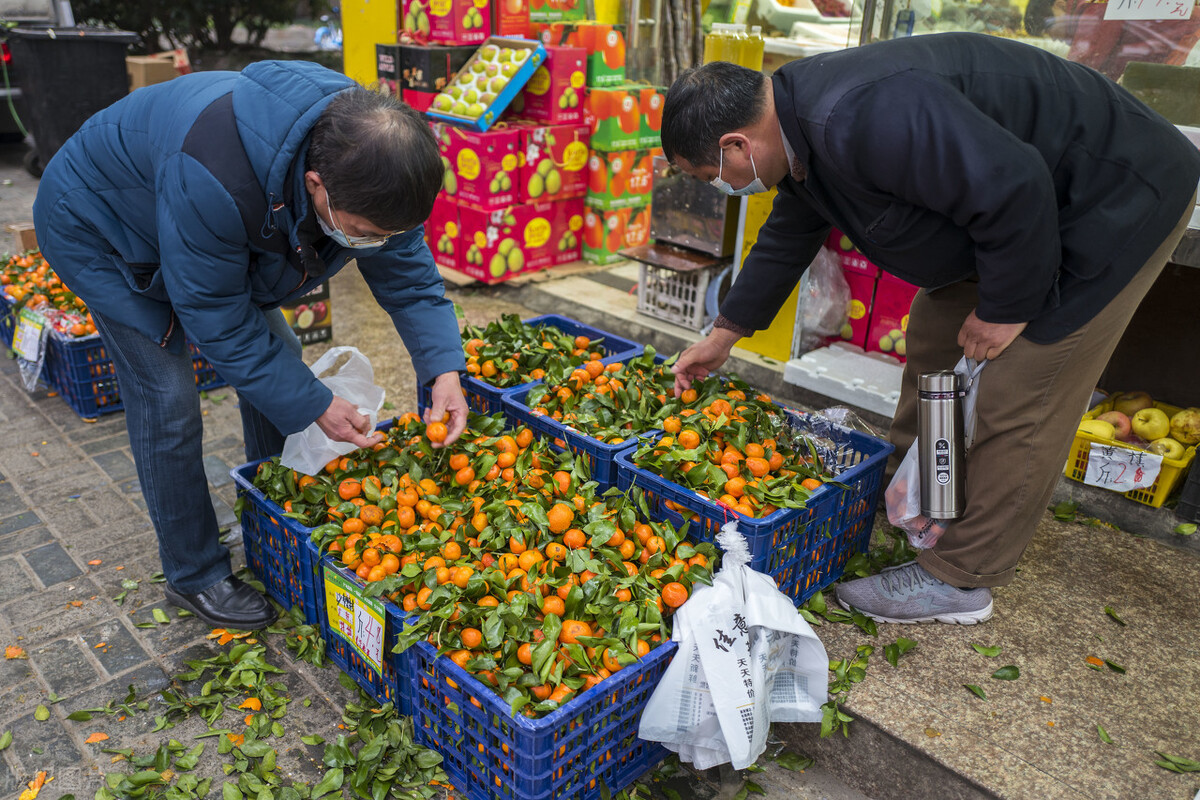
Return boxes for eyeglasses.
[328,195,407,246]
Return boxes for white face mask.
[319,190,393,249]
[710,147,769,196]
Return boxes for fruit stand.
[234,313,892,800]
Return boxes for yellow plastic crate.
[1064,400,1196,508]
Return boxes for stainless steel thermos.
[918,371,965,519]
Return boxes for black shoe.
[164,575,277,630]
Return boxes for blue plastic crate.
[318,556,416,716]
[231,460,323,626]
[1,294,227,419]
[418,314,641,418]
[615,413,894,606]
[409,638,674,800]
[424,38,547,133]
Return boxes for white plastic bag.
[280,347,386,476]
[795,246,852,354]
[638,521,828,770]
[885,357,985,549]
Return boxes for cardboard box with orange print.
[515,120,590,202]
[429,122,521,210]
[585,149,653,209]
[531,21,625,86]
[638,85,665,148]
[426,195,460,270]
[528,0,584,24]
[492,0,530,36]
[456,202,558,283]
[508,45,585,124]
[583,85,641,151]
[582,204,651,264]
[866,272,919,363]
[404,0,490,45]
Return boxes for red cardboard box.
[585,149,653,209]
[866,272,919,362]
[582,204,651,264]
[531,22,625,86]
[493,0,530,36]
[426,195,460,270]
[825,229,879,348]
[510,45,585,124]
[404,0,490,45]
[549,197,584,263]
[515,120,590,202]
[430,122,521,210]
[456,202,558,282]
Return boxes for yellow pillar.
[736,189,800,362]
[342,0,401,87]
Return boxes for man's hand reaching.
[316,396,383,448]
[957,309,1026,361]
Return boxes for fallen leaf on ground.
[5,646,27,659]
[18,770,47,800]
[84,732,109,744]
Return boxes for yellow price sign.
[525,66,551,96]
[457,148,481,181]
[446,221,459,237]
[323,564,385,675]
[562,141,588,172]
[502,153,518,172]
[524,216,551,248]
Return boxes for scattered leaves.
[970,643,1002,657]
[1097,724,1115,744]
[34,704,50,721]
[152,608,170,625]
[884,637,917,668]
[991,666,1020,681]
[964,684,987,700]
[1154,752,1200,773]
[772,751,814,772]
[925,727,942,737]
[1103,606,1126,626]
[84,732,109,744]
[0,730,11,750]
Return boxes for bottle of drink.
[918,371,965,519]
[703,24,726,65]
[745,25,764,70]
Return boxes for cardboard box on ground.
[127,49,191,90]
[280,283,333,346]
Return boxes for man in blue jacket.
[33,60,468,629]
[662,33,1199,625]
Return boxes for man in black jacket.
[663,32,1199,625]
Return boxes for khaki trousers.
[889,200,1194,588]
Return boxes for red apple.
[1095,410,1132,441]
[310,301,328,323]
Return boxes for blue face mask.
[319,191,396,249]
[710,147,768,196]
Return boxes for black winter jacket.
[721,32,1200,343]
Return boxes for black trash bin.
[7,26,140,177]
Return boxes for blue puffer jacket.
[33,60,465,434]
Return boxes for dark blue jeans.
[90,308,302,593]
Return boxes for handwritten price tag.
[1104,0,1194,22]
[1083,444,1163,492]
[323,564,386,675]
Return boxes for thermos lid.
[918,371,961,393]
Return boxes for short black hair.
[661,62,768,167]
[307,88,442,232]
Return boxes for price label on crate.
[323,564,385,675]
[1084,444,1162,492]
[13,307,47,362]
